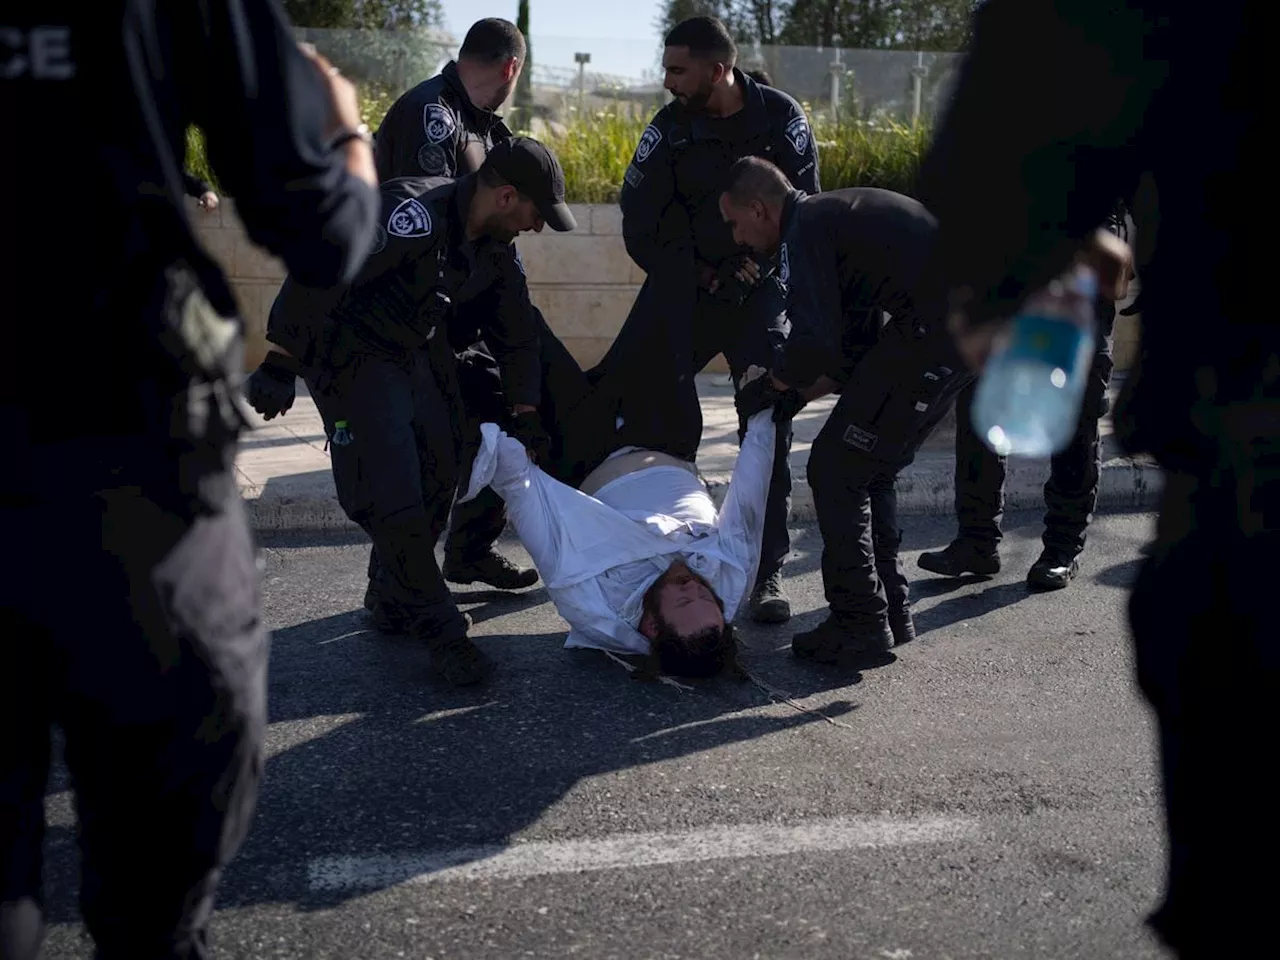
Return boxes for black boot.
[791,616,895,668]
[749,570,792,623]
[888,606,916,646]
[918,539,1001,577]
[443,549,539,590]
[1027,548,1081,591]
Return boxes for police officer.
[249,17,542,592]
[720,157,971,667]
[601,15,821,625]
[1,1,379,956]
[266,139,574,687]
[916,1,1273,952]
[918,202,1133,590]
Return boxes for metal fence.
[296,28,964,126]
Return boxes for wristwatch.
[330,123,372,150]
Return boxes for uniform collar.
[442,61,504,128]
[676,68,769,136]
[779,188,804,241]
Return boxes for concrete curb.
[244,457,1164,533]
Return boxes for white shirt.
[460,410,777,655]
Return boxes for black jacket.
[775,188,940,388]
[915,0,1271,471]
[374,61,513,181]
[1,0,378,444]
[270,175,541,406]
[619,70,821,275]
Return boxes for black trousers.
[309,335,468,641]
[441,342,508,564]
[807,319,973,625]
[952,299,1117,556]
[1,442,266,960]
[589,268,793,584]
[1129,471,1278,957]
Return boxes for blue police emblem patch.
[633,124,663,164]
[423,104,456,144]
[786,116,811,155]
[623,163,644,188]
[387,198,432,238]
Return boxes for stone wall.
[187,197,1140,376]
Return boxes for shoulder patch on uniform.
[633,123,663,164]
[417,142,448,175]
[387,197,432,238]
[777,242,790,288]
[786,115,811,155]
[623,163,645,188]
[370,224,388,255]
[423,103,456,144]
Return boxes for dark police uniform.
[924,203,1130,584]
[0,1,378,956]
[268,174,541,653]
[774,188,971,658]
[374,59,535,583]
[915,1,1276,953]
[604,68,820,604]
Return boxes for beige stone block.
[703,352,730,374]
[517,233,632,285]
[198,228,237,277]
[627,258,648,286]
[567,204,592,234]
[1112,336,1139,373]
[590,203,624,236]
[233,234,287,281]
[530,284,640,340]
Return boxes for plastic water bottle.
[970,263,1098,457]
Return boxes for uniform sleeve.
[375,91,462,180]
[915,0,1155,329]
[471,247,542,407]
[774,229,845,388]
[181,0,378,287]
[772,96,821,194]
[619,111,692,275]
[713,409,778,620]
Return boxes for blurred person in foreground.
[0,1,378,956]
[915,1,1274,955]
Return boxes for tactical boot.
[368,598,471,636]
[424,632,493,686]
[888,606,917,646]
[791,617,895,669]
[917,539,1001,578]
[749,570,792,624]
[443,549,539,590]
[1027,548,1081,591]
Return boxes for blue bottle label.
[1003,314,1087,371]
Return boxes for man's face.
[719,193,779,255]
[662,46,720,113]
[484,187,544,243]
[646,561,725,640]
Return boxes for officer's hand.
[735,372,779,420]
[509,410,553,464]
[697,261,721,294]
[1077,227,1134,301]
[772,388,808,423]
[245,352,299,420]
[731,254,761,288]
[198,191,220,213]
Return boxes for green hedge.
[185,102,928,203]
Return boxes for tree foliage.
[282,0,445,30]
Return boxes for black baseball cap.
[484,137,577,232]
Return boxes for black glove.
[245,351,299,420]
[772,387,808,423]
[734,374,779,420]
[714,254,763,307]
[508,410,553,464]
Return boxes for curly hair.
[637,571,747,681]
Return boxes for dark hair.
[637,567,744,680]
[460,18,526,65]
[723,155,792,206]
[664,16,737,67]
[746,68,772,87]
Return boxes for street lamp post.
[574,52,591,113]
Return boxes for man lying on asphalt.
[458,303,778,680]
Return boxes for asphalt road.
[36,509,1171,960]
